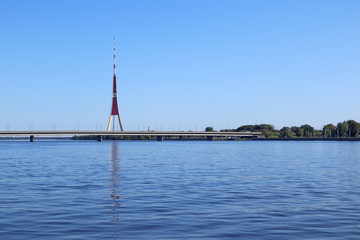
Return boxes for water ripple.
[1,141,360,239]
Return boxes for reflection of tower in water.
[110,142,121,237]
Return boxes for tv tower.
[107,38,124,132]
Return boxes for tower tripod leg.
[107,115,113,132]
[117,114,124,131]
[113,116,115,131]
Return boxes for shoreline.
[254,137,360,141]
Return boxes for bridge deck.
[0,131,261,137]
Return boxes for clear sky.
[1,0,360,131]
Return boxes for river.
[1,140,360,239]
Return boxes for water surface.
[1,140,360,239]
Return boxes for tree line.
[212,120,360,138]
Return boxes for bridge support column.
[206,136,214,141]
[30,135,35,142]
[96,135,103,142]
[157,136,163,141]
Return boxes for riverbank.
[254,137,360,141]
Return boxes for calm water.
[1,140,360,239]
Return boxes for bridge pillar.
[156,136,163,141]
[96,135,103,142]
[30,135,35,142]
[206,136,214,141]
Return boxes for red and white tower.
[107,38,124,132]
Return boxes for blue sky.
[0,0,359,131]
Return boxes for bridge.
[0,131,262,142]
[0,42,262,142]
[0,42,263,143]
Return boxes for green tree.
[279,127,292,138]
[346,120,360,137]
[300,124,315,137]
[336,121,349,137]
[256,124,275,132]
[323,124,336,137]
[291,126,304,137]
[259,124,274,137]
[236,125,255,132]
[220,129,236,132]
[237,124,274,137]
[205,127,214,132]
[261,129,273,138]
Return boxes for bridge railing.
[0,131,262,137]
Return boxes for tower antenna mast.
[107,37,124,132]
